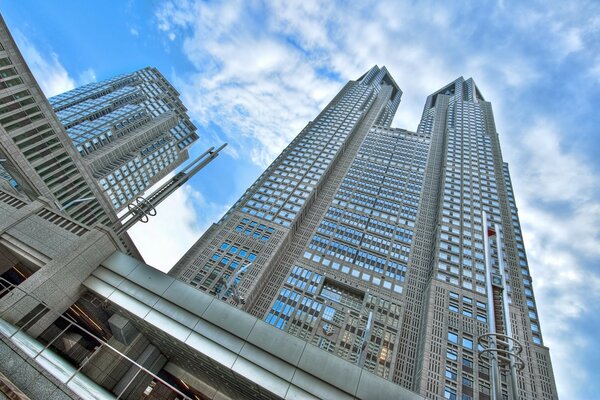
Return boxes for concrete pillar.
[0,227,119,337]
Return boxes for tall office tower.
[0,15,136,250]
[170,67,556,399]
[48,67,198,211]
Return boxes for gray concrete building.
[0,186,421,400]
[0,10,556,398]
[169,68,557,399]
[0,15,419,400]
[0,15,140,257]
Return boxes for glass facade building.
[169,66,557,399]
[48,67,198,211]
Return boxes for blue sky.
[2,1,600,397]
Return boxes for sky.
[2,0,599,397]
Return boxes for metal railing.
[0,277,192,400]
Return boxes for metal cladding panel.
[83,253,423,400]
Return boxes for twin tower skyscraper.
[0,21,557,398]
[168,66,557,399]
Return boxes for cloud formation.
[155,1,600,398]
[13,1,600,397]
[511,120,600,395]
[13,30,76,97]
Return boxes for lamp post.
[220,262,253,305]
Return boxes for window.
[444,386,457,400]
[445,368,457,381]
[462,337,473,349]
[447,350,458,361]
[448,332,458,344]
[462,357,473,369]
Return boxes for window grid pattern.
[0,43,112,227]
[48,67,198,210]
[303,127,429,293]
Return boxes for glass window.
[444,386,457,400]
[448,332,458,344]
[445,368,457,381]
[462,357,473,368]
[462,337,473,349]
[446,349,458,361]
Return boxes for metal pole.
[116,367,143,399]
[356,311,373,367]
[482,211,502,400]
[495,223,520,400]
[222,262,252,302]
[114,143,227,234]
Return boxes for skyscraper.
[0,16,151,259]
[0,17,113,225]
[48,67,198,211]
[170,66,557,399]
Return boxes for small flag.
[487,227,496,237]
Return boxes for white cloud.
[509,119,600,399]
[154,2,600,397]
[13,31,76,97]
[129,27,139,37]
[125,173,230,272]
[77,68,97,85]
[157,1,344,167]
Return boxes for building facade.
[0,185,420,400]
[0,17,116,227]
[170,67,557,399]
[0,16,145,258]
[48,67,198,211]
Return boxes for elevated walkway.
[83,251,423,400]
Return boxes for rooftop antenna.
[114,144,227,235]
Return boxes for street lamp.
[219,262,253,305]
